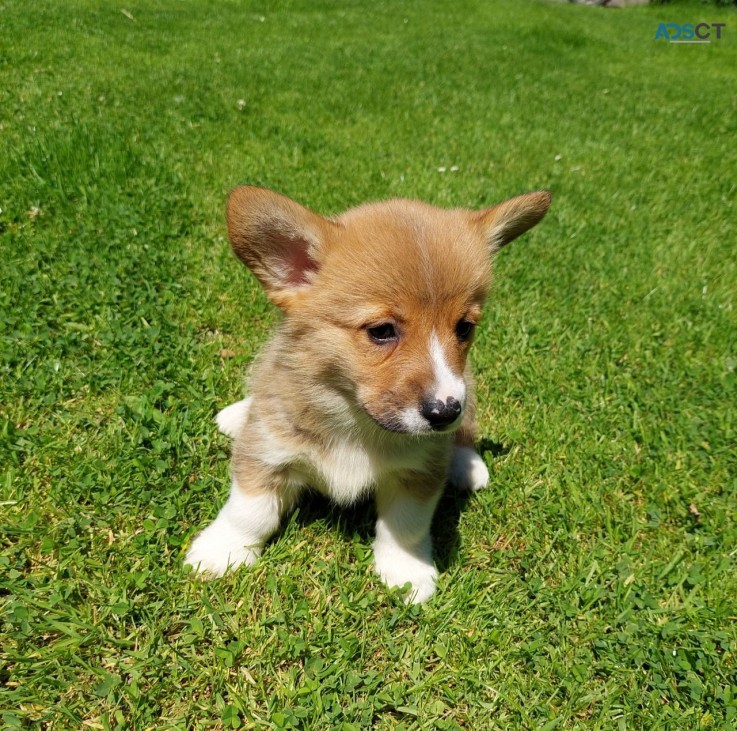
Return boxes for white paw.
[374,543,438,604]
[184,519,260,578]
[215,398,251,439]
[448,446,489,492]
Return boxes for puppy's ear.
[226,186,336,310]
[473,190,551,253]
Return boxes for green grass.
[1,0,736,728]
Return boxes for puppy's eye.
[367,323,397,344]
[455,319,475,341]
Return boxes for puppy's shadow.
[290,491,375,544]
[434,438,508,572]
[286,438,509,574]
[477,437,510,459]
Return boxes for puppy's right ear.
[226,186,336,311]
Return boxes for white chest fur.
[297,439,393,503]
[221,399,442,505]
[252,417,430,504]
[298,435,434,504]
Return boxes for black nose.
[421,397,462,430]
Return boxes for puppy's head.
[227,186,550,436]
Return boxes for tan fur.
[186,186,550,601]
[453,365,478,450]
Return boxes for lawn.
[1,0,736,728]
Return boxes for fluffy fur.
[185,187,550,603]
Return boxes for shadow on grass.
[279,437,509,573]
[290,491,375,543]
[434,438,509,572]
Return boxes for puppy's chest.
[251,411,443,502]
[294,438,430,504]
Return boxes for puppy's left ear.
[226,186,338,311]
[473,190,552,253]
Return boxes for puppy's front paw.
[215,398,252,439]
[184,520,260,579]
[448,446,489,492]
[374,545,438,604]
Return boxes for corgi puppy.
[185,186,551,603]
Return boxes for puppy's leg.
[373,474,443,604]
[215,397,252,439]
[448,446,489,492]
[449,401,489,492]
[185,461,297,578]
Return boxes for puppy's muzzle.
[421,396,462,430]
